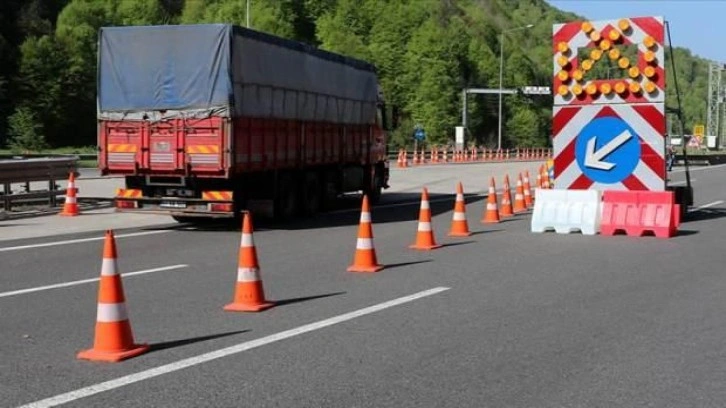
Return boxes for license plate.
[160,201,187,209]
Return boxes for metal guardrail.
[0,155,78,212]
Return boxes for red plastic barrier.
[601,190,680,238]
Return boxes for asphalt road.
[2,164,726,407]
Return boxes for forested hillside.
[0,0,712,151]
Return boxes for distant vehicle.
[97,24,390,221]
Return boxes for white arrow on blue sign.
[574,116,641,184]
[414,129,426,141]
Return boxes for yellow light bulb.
[582,59,593,71]
[643,36,656,49]
[608,30,621,42]
[558,70,569,81]
[600,83,612,94]
[614,82,627,94]
[573,84,583,95]
[609,48,620,60]
[618,19,630,32]
[557,42,569,53]
[558,85,570,96]
[618,57,630,69]
[599,39,611,51]
[557,55,570,67]
[644,50,656,63]
[581,21,593,33]
[589,31,601,42]
[645,81,657,93]
[590,49,602,61]
[586,83,598,95]
[644,66,656,78]
[628,66,640,78]
[573,69,584,81]
[629,82,641,94]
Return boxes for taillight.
[209,203,233,212]
[116,200,137,209]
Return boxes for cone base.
[448,231,472,237]
[59,211,79,217]
[347,264,385,273]
[408,244,443,251]
[499,212,514,218]
[513,208,527,213]
[224,301,275,312]
[481,218,500,224]
[77,344,149,362]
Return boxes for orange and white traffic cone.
[224,212,274,312]
[348,195,384,273]
[448,182,471,237]
[77,230,149,362]
[513,173,527,213]
[60,171,80,216]
[481,177,500,224]
[536,168,543,189]
[410,187,442,250]
[499,175,514,218]
[541,165,551,189]
[523,171,533,208]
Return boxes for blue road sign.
[574,116,641,184]
[414,128,426,141]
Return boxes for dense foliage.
[0,0,713,151]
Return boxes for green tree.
[505,103,541,147]
[7,106,47,152]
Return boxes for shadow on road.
[273,291,346,307]
[683,208,726,223]
[384,260,433,270]
[141,192,487,233]
[149,330,249,353]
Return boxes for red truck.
[97,24,390,221]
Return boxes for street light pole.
[246,0,250,28]
[497,24,534,151]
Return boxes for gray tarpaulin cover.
[97,24,378,124]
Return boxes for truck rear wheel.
[301,172,322,216]
[274,173,299,220]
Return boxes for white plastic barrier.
[531,189,602,235]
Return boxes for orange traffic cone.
[499,175,514,217]
[513,173,527,213]
[481,177,500,224]
[348,195,384,273]
[536,168,543,189]
[77,231,149,362]
[60,171,80,216]
[448,182,471,237]
[523,171,534,208]
[410,187,442,250]
[224,212,274,312]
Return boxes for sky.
[545,0,726,62]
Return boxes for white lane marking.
[18,287,450,408]
[688,200,724,213]
[0,265,188,299]
[0,231,170,253]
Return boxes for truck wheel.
[366,172,383,204]
[275,174,299,220]
[301,172,322,216]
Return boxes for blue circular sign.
[575,116,641,184]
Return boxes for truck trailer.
[98,24,390,221]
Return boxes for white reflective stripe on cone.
[360,212,371,223]
[488,188,496,194]
[515,194,523,199]
[68,182,75,189]
[100,258,118,276]
[97,302,129,322]
[356,238,373,250]
[417,222,432,232]
[65,196,76,204]
[240,233,254,247]
[237,267,260,282]
[487,203,497,210]
[420,200,430,210]
[456,194,464,202]
[453,212,466,221]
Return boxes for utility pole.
[246,0,250,28]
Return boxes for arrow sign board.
[554,104,665,191]
[414,128,426,141]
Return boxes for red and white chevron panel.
[552,16,665,106]
[553,103,665,190]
